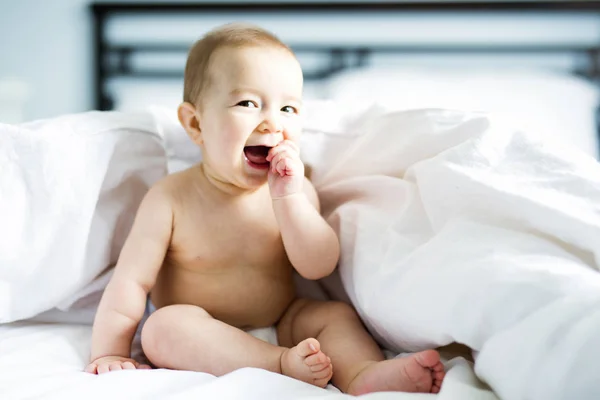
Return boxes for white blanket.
[314,109,600,400]
[0,112,166,322]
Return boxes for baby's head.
[178,23,303,190]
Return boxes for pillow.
[324,67,600,158]
[0,111,167,323]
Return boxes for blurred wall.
[0,0,347,122]
[0,0,92,122]
[0,0,598,122]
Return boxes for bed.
[3,1,600,399]
[93,1,600,158]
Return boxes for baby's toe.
[431,361,445,374]
[122,362,136,370]
[109,363,123,371]
[432,366,445,393]
[84,363,97,374]
[415,350,441,368]
[314,363,333,379]
[97,364,110,374]
[305,352,328,367]
[434,370,445,381]
[312,363,333,388]
[310,359,331,372]
[296,338,321,358]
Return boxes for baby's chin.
[237,159,269,186]
[238,175,269,192]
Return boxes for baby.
[85,23,445,395]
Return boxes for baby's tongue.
[244,146,270,165]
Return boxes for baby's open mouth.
[243,146,271,169]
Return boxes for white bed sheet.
[0,318,496,400]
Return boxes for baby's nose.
[259,117,282,133]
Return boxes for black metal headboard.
[91,1,600,111]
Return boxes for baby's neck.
[197,163,264,198]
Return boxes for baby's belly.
[151,263,295,329]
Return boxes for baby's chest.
[172,207,287,266]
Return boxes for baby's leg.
[140,304,329,386]
[277,299,445,395]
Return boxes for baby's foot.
[280,338,333,388]
[347,349,445,396]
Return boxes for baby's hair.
[183,23,293,106]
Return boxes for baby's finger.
[276,159,286,176]
[109,362,123,372]
[138,364,152,370]
[277,156,292,176]
[271,152,286,174]
[270,153,279,174]
[271,153,288,176]
[267,141,299,162]
[122,362,136,370]
[276,141,299,159]
[84,363,98,374]
[97,363,111,374]
[266,145,288,162]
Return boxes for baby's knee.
[141,305,210,366]
[325,301,359,322]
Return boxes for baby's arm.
[85,184,173,374]
[272,177,340,280]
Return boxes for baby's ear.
[178,102,202,144]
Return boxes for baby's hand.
[267,140,304,199]
[85,355,151,374]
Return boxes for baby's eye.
[237,100,259,108]
[281,105,297,114]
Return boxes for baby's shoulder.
[131,175,179,226]
[148,166,202,208]
[154,168,188,189]
[143,169,188,204]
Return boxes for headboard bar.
[92,1,600,13]
[92,1,600,111]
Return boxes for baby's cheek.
[285,132,301,144]
[222,126,247,150]
[284,120,302,141]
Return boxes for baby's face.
[198,46,303,189]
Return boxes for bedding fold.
[315,109,600,399]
